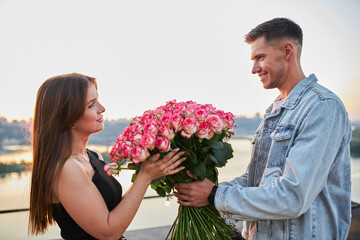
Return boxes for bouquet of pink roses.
[104,100,236,240]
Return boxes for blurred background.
[0,0,359,239]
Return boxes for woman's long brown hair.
[29,73,97,235]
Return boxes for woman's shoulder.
[61,156,89,176]
[53,156,92,202]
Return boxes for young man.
[174,18,352,239]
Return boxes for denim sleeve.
[215,99,351,220]
[219,171,248,187]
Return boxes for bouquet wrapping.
[104,100,236,239]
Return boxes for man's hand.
[174,171,215,207]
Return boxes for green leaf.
[192,162,207,180]
[203,156,213,166]
[164,185,172,194]
[208,153,221,166]
[205,167,217,183]
[189,152,198,165]
[131,173,138,182]
[212,148,226,166]
[209,141,223,150]
[127,163,137,170]
[173,134,193,151]
[201,145,211,152]
[156,187,166,197]
[151,177,164,188]
[223,142,234,160]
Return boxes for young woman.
[29,73,185,239]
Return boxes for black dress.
[52,149,124,240]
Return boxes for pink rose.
[196,122,211,139]
[172,110,184,116]
[214,110,225,118]
[207,114,224,133]
[165,99,177,110]
[158,124,175,140]
[159,113,172,128]
[140,132,156,150]
[141,113,158,124]
[171,114,183,132]
[110,141,123,161]
[184,104,198,117]
[181,130,192,139]
[154,106,166,117]
[182,117,198,135]
[130,146,150,163]
[204,104,215,112]
[104,162,119,176]
[120,142,132,159]
[221,113,235,129]
[173,102,186,112]
[155,136,170,152]
[143,120,158,134]
[122,125,132,138]
[116,133,126,143]
[128,132,142,145]
[131,116,141,124]
[194,108,208,122]
[206,130,214,140]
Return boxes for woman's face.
[74,83,105,135]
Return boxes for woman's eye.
[88,102,95,108]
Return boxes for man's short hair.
[245,18,303,47]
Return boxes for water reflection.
[0,140,359,239]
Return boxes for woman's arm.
[56,150,185,240]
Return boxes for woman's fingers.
[144,149,187,178]
[165,157,186,175]
[161,151,186,171]
[149,153,160,163]
[186,170,195,180]
[161,148,181,162]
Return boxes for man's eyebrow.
[251,54,264,60]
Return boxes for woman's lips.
[97,116,104,122]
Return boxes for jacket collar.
[266,74,318,114]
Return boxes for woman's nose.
[99,103,105,113]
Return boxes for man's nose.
[252,62,260,74]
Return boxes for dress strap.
[86,149,103,170]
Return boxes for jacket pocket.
[268,124,295,167]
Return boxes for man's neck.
[279,68,306,99]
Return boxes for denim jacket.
[215,74,352,239]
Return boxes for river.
[0,139,359,239]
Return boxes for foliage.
[351,127,360,158]
[0,161,31,174]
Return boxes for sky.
[0,0,360,122]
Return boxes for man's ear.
[283,42,294,59]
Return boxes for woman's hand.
[139,149,186,182]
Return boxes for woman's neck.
[71,133,90,155]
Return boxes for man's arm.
[215,99,350,220]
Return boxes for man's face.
[250,36,286,90]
